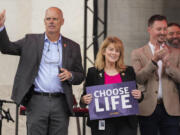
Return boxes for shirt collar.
[148,41,155,50]
[148,41,163,55]
[44,33,62,44]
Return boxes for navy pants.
[139,103,180,135]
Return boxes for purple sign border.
[86,81,139,120]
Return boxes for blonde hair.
[95,36,126,72]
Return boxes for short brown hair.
[148,15,167,27]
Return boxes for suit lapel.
[61,36,68,68]
[144,44,153,60]
[162,45,172,76]
[120,70,127,82]
[37,34,45,66]
[144,44,159,79]
[36,34,70,69]
[97,70,105,85]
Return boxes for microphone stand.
[0,100,15,135]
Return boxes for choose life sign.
[86,81,139,120]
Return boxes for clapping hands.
[152,43,170,67]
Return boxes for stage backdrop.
[98,0,180,65]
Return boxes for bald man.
[0,7,84,135]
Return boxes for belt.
[33,91,65,97]
[157,98,163,104]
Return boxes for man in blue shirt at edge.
[0,7,84,135]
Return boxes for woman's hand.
[131,89,142,99]
[81,94,92,105]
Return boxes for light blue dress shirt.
[0,26,4,31]
[34,34,63,93]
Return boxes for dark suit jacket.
[177,83,180,101]
[0,28,84,115]
[82,66,140,128]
